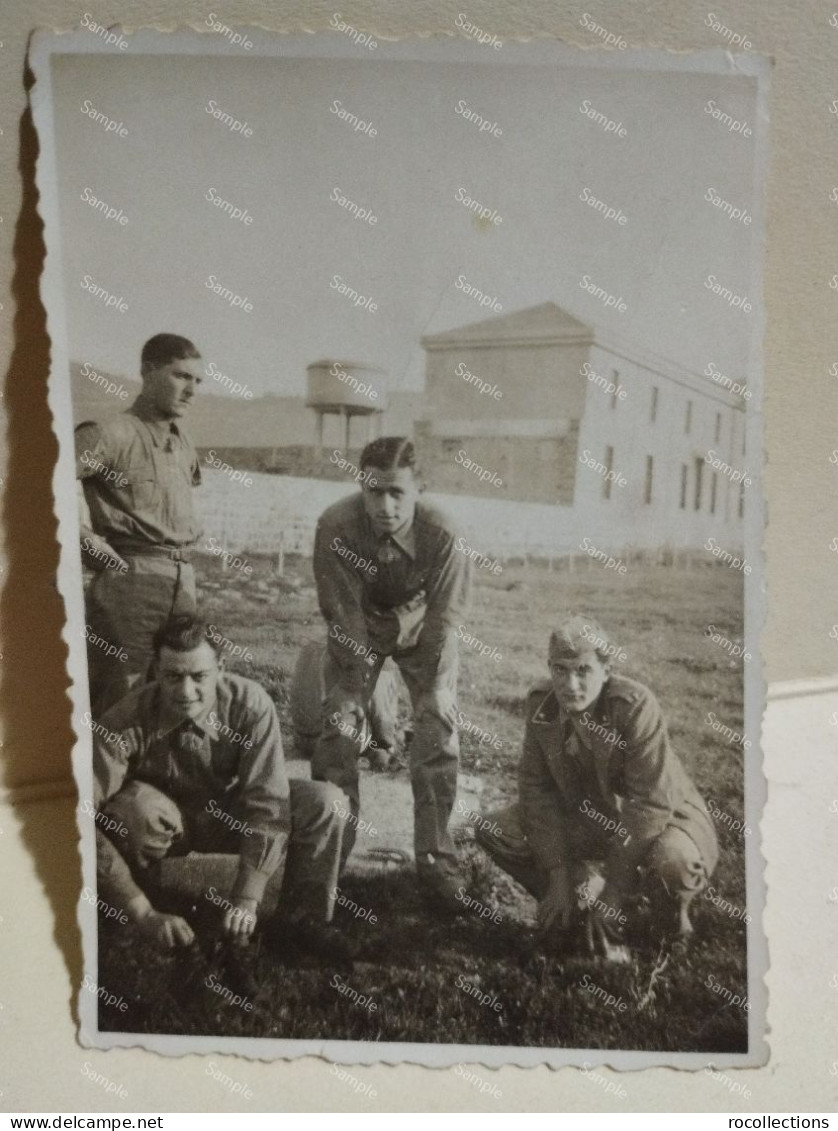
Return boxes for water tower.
[306,359,388,452]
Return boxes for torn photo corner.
[28,23,768,1069]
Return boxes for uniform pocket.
[122,470,160,512]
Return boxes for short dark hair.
[359,436,419,476]
[141,333,200,376]
[152,615,220,658]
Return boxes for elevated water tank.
[306,359,388,450]
[306,359,388,413]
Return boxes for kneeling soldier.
[92,615,347,966]
[475,615,718,955]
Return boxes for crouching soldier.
[91,615,349,971]
[475,615,718,956]
[311,436,472,906]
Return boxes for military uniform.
[76,394,201,710]
[476,675,718,913]
[311,492,472,867]
[94,671,345,923]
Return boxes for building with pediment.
[415,302,747,549]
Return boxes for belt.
[110,541,195,564]
[368,589,427,616]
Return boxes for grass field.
[97,551,748,1053]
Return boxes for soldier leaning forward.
[311,436,472,906]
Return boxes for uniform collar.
[387,521,415,559]
[130,394,180,447]
[364,510,416,559]
[151,684,219,740]
[531,687,559,724]
[530,680,611,726]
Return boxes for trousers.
[310,646,460,866]
[290,640,401,759]
[86,556,196,713]
[99,778,345,922]
[475,802,711,905]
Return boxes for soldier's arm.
[90,716,195,946]
[518,706,580,931]
[77,480,94,542]
[518,708,572,872]
[414,531,472,687]
[75,422,127,573]
[230,691,292,907]
[604,690,675,893]
[313,515,372,694]
[91,719,149,914]
[92,717,132,806]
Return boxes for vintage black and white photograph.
[31,26,766,1068]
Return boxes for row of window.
[678,458,745,518]
[607,373,746,453]
[600,447,745,518]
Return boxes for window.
[610,371,619,409]
[693,456,704,511]
[715,412,722,442]
[650,386,659,423]
[644,455,654,505]
[710,471,718,514]
[603,445,614,500]
[685,400,693,434]
[679,464,688,510]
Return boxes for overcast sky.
[48,38,761,398]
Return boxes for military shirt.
[518,674,718,888]
[93,672,292,904]
[75,394,201,550]
[313,492,472,692]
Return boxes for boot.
[416,853,465,914]
[263,912,355,974]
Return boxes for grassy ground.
[98,552,748,1053]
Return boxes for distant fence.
[196,469,740,564]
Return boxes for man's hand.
[134,907,195,949]
[583,884,632,964]
[418,687,458,728]
[81,533,129,574]
[223,898,259,945]
[537,865,575,933]
[325,685,365,724]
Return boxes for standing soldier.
[311,436,472,906]
[475,615,719,956]
[76,334,204,711]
